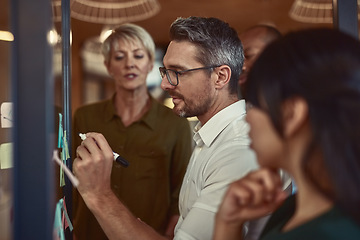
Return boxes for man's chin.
[172,106,188,118]
[179,112,187,118]
[174,108,186,118]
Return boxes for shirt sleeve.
[175,145,259,239]
[195,146,258,212]
[174,208,216,240]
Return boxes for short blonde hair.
[101,23,155,64]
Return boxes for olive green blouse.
[72,95,192,239]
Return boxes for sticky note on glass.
[0,142,13,169]
[1,102,13,128]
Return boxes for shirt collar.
[193,100,246,147]
[104,93,158,130]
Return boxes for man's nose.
[160,75,175,91]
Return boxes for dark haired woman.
[214,28,360,239]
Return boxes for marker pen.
[79,133,129,168]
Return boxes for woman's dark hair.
[246,28,360,224]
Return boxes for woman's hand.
[213,168,287,240]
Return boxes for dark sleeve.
[259,195,296,239]
[71,105,109,239]
[71,109,83,160]
[71,109,82,236]
[169,118,192,216]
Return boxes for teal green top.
[260,195,360,240]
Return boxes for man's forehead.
[163,41,200,67]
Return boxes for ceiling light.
[0,31,14,42]
[70,0,161,24]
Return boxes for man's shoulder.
[216,115,250,145]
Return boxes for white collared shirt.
[174,100,259,240]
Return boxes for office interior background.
[0,0,358,239]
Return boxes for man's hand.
[73,132,114,203]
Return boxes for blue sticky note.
[57,113,63,148]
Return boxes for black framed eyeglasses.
[159,65,221,86]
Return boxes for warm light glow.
[99,26,113,42]
[47,28,73,46]
[48,29,60,45]
[0,30,14,42]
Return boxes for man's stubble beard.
[174,93,212,119]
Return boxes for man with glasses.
[74,16,262,240]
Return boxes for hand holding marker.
[79,133,129,168]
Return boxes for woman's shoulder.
[315,207,360,239]
[75,99,111,115]
[260,195,360,240]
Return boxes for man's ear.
[282,97,309,137]
[214,65,231,89]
